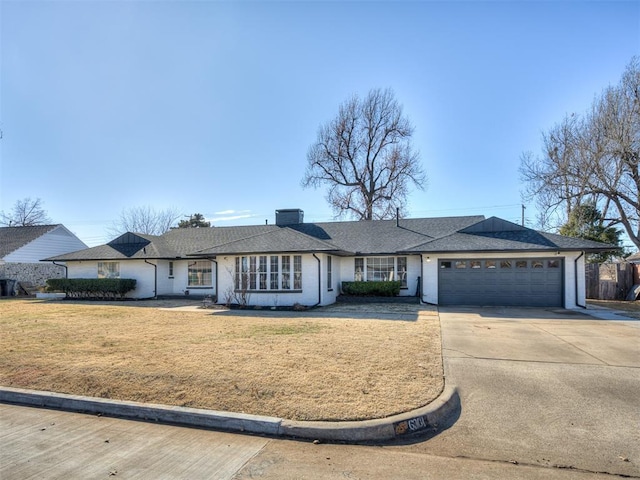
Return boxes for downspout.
[312,254,321,307]
[209,258,218,303]
[51,261,68,278]
[420,255,424,303]
[144,259,157,299]
[574,251,586,309]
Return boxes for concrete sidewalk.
[1,402,615,480]
[584,304,640,321]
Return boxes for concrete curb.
[280,384,459,441]
[0,384,459,443]
[0,386,281,435]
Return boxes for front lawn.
[0,299,443,421]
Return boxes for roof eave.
[402,246,621,255]
[186,248,351,257]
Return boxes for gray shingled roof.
[45,214,617,261]
[193,227,342,255]
[289,216,484,254]
[162,225,274,255]
[0,225,59,259]
[406,217,618,253]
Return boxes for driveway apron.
[399,307,640,478]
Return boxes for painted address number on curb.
[393,415,429,435]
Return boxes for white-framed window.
[188,260,212,287]
[98,261,120,279]
[235,255,302,291]
[355,257,364,281]
[249,256,257,290]
[270,256,279,290]
[168,261,174,278]
[354,257,408,288]
[397,256,407,287]
[327,255,333,291]
[282,255,291,290]
[294,255,302,289]
[259,256,267,289]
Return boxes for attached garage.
[438,258,564,307]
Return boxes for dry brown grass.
[0,299,443,421]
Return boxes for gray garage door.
[438,258,563,307]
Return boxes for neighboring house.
[625,252,640,285]
[46,209,615,308]
[0,224,88,294]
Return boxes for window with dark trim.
[327,255,333,290]
[168,261,174,278]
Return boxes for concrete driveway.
[396,306,640,478]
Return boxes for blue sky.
[1,1,638,247]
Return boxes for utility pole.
[521,204,526,226]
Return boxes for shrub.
[46,278,137,300]
[341,281,401,297]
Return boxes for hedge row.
[46,278,137,300]
[341,281,401,297]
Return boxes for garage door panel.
[438,258,563,307]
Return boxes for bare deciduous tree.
[302,88,426,220]
[0,197,52,226]
[520,57,640,248]
[108,205,181,236]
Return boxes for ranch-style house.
[46,209,615,308]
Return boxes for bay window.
[236,255,302,291]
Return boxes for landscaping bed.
[0,299,443,421]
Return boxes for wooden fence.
[585,263,634,300]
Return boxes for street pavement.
[1,306,639,479]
